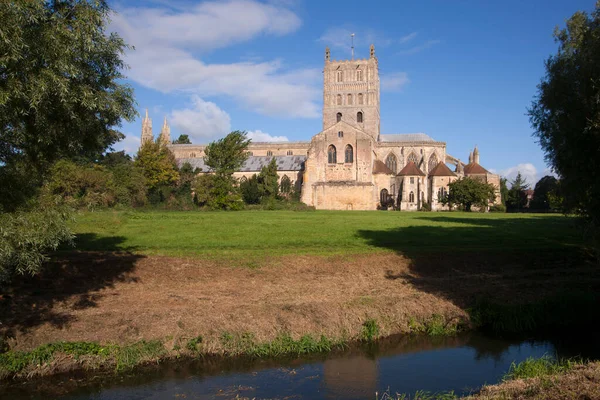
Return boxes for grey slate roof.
[177,155,306,172]
[379,133,436,142]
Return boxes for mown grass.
[68,210,584,260]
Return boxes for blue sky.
[110,0,595,185]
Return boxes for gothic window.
[337,95,342,105]
[380,189,389,206]
[385,154,397,173]
[336,71,343,82]
[409,191,415,203]
[428,153,438,172]
[357,111,363,123]
[357,70,363,81]
[358,93,364,105]
[287,150,293,155]
[345,145,353,163]
[190,153,196,158]
[391,184,396,198]
[347,94,353,105]
[437,187,447,201]
[337,112,342,122]
[240,176,248,183]
[338,131,344,138]
[328,145,337,164]
[407,152,419,164]
[267,150,273,156]
[410,177,415,184]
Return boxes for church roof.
[398,161,426,176]
[463,162,489,175]
[429,162,457,177]
[177,155,306,172]
[379,133,435,142]
[372,160,395,175]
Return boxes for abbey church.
[141,45,500,211]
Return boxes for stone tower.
[141,109,153,144]
[322,44,380,140]
[159,116,171,145]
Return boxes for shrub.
[489,204,507,213]
[360,319,380,341]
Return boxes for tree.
[173,134,192,144]
[500,178,509,206]
[258,158,279,200]
[240,175,261,204]
[134,141,179,191]
[444,177,496,211]
[530,175,559,210]
[279,175,292,198]
[203,131,250,209]
[528,2,600,225]
[0,1,136,192]
[506,172,530,211]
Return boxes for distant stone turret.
[473,146,480,164]
[141,109,153,144]
[159,116,171,145]
[468,151,473,164]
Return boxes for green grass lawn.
[68,210,585,260]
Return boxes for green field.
[70,210,584,259]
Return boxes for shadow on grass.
[0,233,145,338]
[357,214,598,308]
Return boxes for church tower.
[141,109,153,144]
[322,44,380,140]
[159,116,171,145]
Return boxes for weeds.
[503,355,579,381]
[186,335,203,352]
[407,315,460,336]
[361,319,380,341]
[376,388,457,400]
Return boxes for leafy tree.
[258,158,279,200]
[203,131,250,209]
[173,134,192,144]
[500,178,509,206]
[444,177,496,211]
[530,175,559,210]
[240,175,261,204]
[134,141,179,191]
[528,2,600,225]
[0,0,136,197]
[506,172,530,211]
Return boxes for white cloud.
[112,133,141,155]
[381,72,410,92]
[110,0,320,118]
[247,130,289,142]
[399,32,418,44]
[170,96,232,140]
[494,163,538,187]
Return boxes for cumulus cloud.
[493,163,538,187]
[112,133,141,155]
[381,72,410,92]
[247,130,289,142]
[110,0,320,118]
[170,96,232,140]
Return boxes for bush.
[0,205,74,285]
[489,204,507,213]
[420,201,432,211]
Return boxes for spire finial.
[325,46,330,62]
[351,33,355,60]
[370,44,375,59]
[145,108,148,119]
[163,116,168,127]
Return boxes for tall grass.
[503,355,580,381]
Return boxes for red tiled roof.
[372,159,395,175]
[398,161,426,176]
[464,162,489,175]
[429,162,456,177]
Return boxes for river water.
[4,332,599,400]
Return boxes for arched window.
[338,131,344,138]
[337,95,342,105]
[190,152,196,158]
[267,150,273,156]
[358,93,364,105]
[357,70,363,81]
[347,94,353,105]
[240,176,248,183]
[345,145,353,163]
[437,187,447,201]
[409,191,415,203]
[357,112,363,123]
[336,112,342,122]
[336,71,343,82]
[328,145,337,164]
[385,153,397,173]
[380,189,389,206]
[407,152,419,164]
[287,150,293,155]
[428,153,438,172]
[391,184,396,198]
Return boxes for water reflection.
[2,332,598,400]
